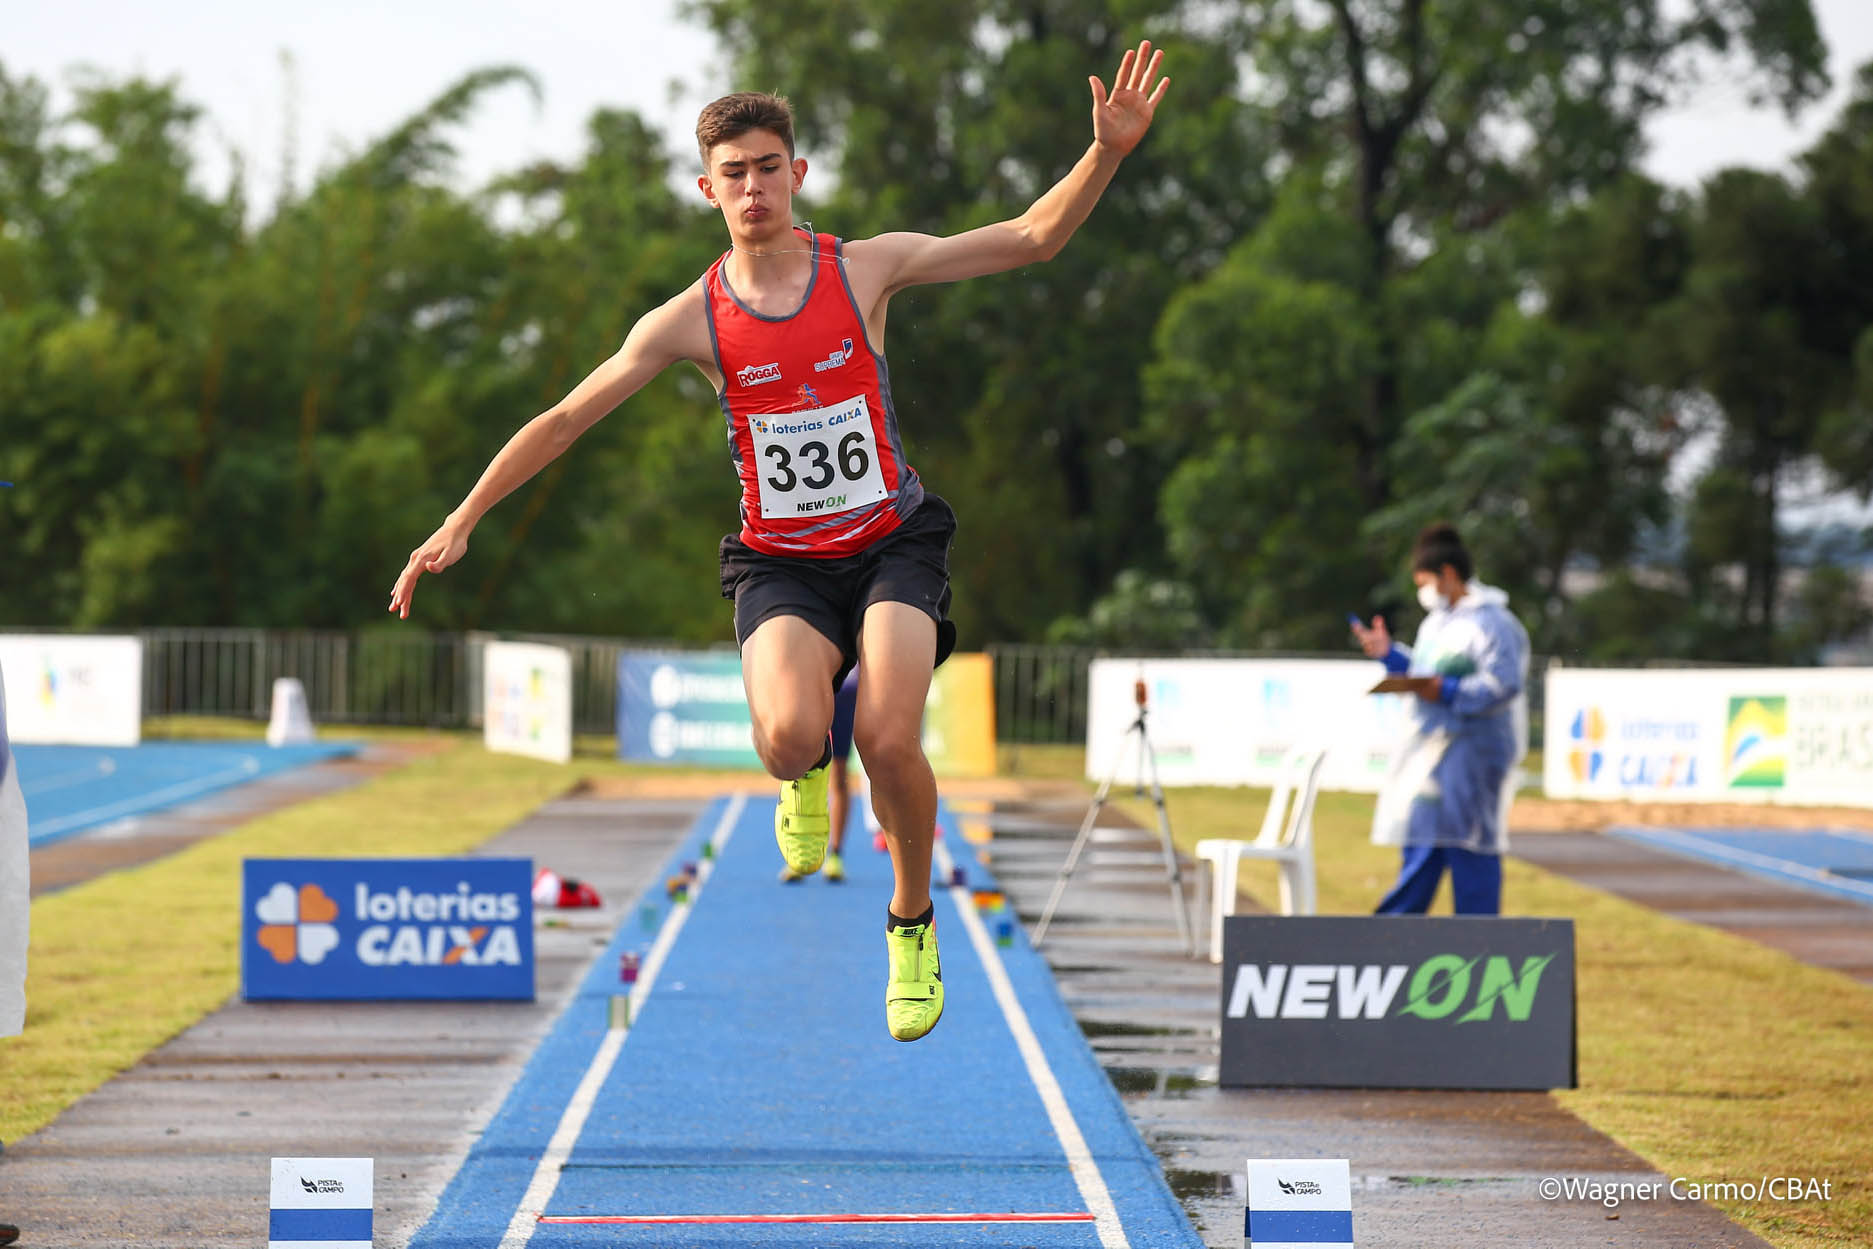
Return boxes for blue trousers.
[1375,844,1502,915]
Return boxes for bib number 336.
[750,395,888,519]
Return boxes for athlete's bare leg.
[828,756,850,852]
[852,601,938,919]
[740,615,843,780]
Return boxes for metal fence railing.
[4,626,1681,749]
[141,628,477,728]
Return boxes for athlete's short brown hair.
[695,92,796,168]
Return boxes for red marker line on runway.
[539,1211,1095,1225]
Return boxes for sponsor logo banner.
[923,653,996,778]
[242,858,533,1000]
[1545,668,1873,806]
[1086,659,1408,791]
[1219,916,1576,1090]
[617,651,762,768]
[617,649,998,777]
[483,641,573,764]
[0,634,142,746]
[1726,695,1787,788]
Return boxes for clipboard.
[1369,675,1433,695]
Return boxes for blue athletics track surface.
[1607,824,1873,908]
[410,794,1198,1249]
[14,741,358,847]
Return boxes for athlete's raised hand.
[388,520,468,620]
[1090,40,1169,157]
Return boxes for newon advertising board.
[1219,916,1576,1090]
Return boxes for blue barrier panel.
[242,857,533,1000]
[616,651,761,767]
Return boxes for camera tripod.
[1032,678,1195,955]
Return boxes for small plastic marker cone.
[619,952,640,984]
[701,841,715,861]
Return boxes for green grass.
[1113,783,1873,1249]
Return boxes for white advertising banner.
[1085,658,1411,791]
[1543,666,1873,807]
[483,641,573,764]
[0,634,142,745]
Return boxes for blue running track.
[410,794,1199,1249]
[16,741,359,847]
[1607,825,1873,908]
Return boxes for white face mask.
[1417,582,1449,613]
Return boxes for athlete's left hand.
[1090,40,1169,157]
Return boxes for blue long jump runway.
[15,741,359,847]
[1607,824,1873,907]
[410,794,1198,1249]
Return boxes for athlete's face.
[699,129,807,243]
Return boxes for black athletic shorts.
[718,493,958,687]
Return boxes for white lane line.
[1609,825,1873,903]
[28,757,262,841]
[935,837,1130,1249]
[498,792,746,1249]
[19,755,118,797]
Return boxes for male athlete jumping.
[390,42,1169,1041]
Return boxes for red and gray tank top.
[704,228,923,558]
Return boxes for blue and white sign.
[1245,1158,1353,1248]
[270,1156,372,1249]
[242,858,533,1001]
[617,650,762,768]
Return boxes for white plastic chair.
[1194,746,1327,963]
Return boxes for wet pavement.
[975,793,1773,1248]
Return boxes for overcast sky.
[8,1,1873,201]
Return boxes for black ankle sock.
[887,904,935,932]
[811,735,832,772]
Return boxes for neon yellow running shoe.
[885,916,944,1042]
[775,760,830,876]
[824,852,845,883]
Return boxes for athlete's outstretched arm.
[388,294,693,618]
[852,39,1169,293]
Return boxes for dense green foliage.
[2,2,1869,661]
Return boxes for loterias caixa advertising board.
[242,858,534,1001]
[1219,917,1576,1090]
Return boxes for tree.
[1241,0,1827,513]
[1144,1,1824,649]
[1660,168,1838,653]
[1802,63,1873,495]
